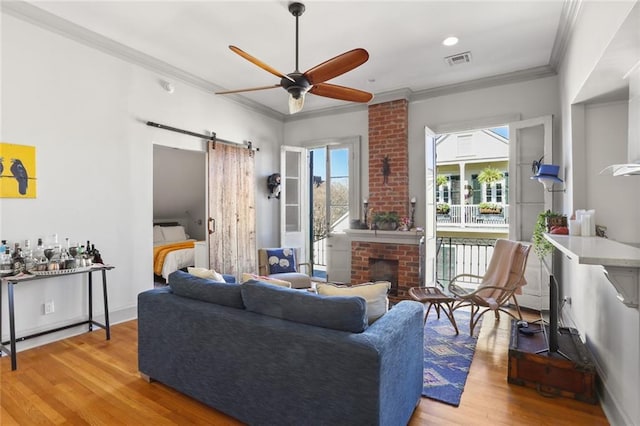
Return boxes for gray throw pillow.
[168,270,244,309]
[241,280,368,333]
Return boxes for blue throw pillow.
[168,270,244,309]
[241,280,368,333]
[266,248,297,274]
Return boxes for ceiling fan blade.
[229,45,294,82]
[309,83,373,103]
[304,48,369,85]
[215,84,281,95]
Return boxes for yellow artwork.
[0,143,37,198]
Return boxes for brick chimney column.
[367,99,409,219]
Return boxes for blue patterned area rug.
[422,309,482,407]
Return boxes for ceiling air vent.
[445,51,472,66]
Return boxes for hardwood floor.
[1,311,608,425]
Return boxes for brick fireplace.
[347,98,420,301]
[349,232,421,300]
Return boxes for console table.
[0,265,113,370]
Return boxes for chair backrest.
[257,248,301,276]
[477,239,531,301]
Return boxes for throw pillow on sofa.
[316,281,391,324]
[188,267,225,282]
[241,280,368,333]
[168,270,244,309]
[241,273,291,288]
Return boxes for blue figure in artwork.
[10,158,28,195]
[0,157,4,176]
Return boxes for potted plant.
[436,203,450,215]
[478,202,502,214]
[477,166,504,185]
[436,174,448,187]
[532,210,565,258]
[373,211,400,230]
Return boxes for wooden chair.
[257,248,312,289]
[449,239,531,336]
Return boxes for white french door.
[424,126,437,286]
[280,146,310,268]
[280,138,360,282]
[508,115,553,310]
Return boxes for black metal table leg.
[102,269,110,340]
[88,270,93,331]
[8,282,17,371]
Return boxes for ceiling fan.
[215,2,374,114]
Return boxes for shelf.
[544,234,640,308]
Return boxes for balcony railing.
[436,237,498,290]
[436,204,509,227]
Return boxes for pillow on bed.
[161,225,187,241]
[153,225,164,243]
[188,267,225,282]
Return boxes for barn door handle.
[208,217,215,234]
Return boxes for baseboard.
[1,305,137,354]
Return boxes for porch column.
[459,162,466,227]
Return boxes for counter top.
[544,234,640,268]
[544,234,640,308]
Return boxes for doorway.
[281,136,360,284]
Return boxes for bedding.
[153,223,198,281]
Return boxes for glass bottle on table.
[23,239,35,271]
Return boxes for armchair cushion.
[241,273,291,288]
[265,248,297,274]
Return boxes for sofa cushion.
[168,270,244,309]
[316,281,391,324]
[241,280,368,333]
[188,267,225,282]
[266,248,296,274]
[241,273,291,288]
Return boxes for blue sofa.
[138,270,424,426]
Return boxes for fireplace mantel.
[344,229,423,245]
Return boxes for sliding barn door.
[208,142,256,276]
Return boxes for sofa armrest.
[354,300,424,425]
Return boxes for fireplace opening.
[369,258,398,296]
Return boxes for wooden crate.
[508,321,597,404]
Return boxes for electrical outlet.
[44,300,55,315]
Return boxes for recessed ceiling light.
[443,36,459,47]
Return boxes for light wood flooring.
[1,310,608,425]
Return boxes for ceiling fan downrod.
[289,2,305,73]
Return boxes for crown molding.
[410,65,556,103]
[549,0,582,71]
[3,0,560,124]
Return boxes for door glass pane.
[285,150,301,232]
[286,206,299,232]
[286,151,300,177]
[329,148,349,230]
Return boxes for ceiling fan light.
[289,93,305,114]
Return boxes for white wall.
[286,77,560,230]
[0,14,283,349]
[558,3,640,425]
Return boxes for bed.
[153,223,198,282]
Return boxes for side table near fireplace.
[408,286,459,334]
